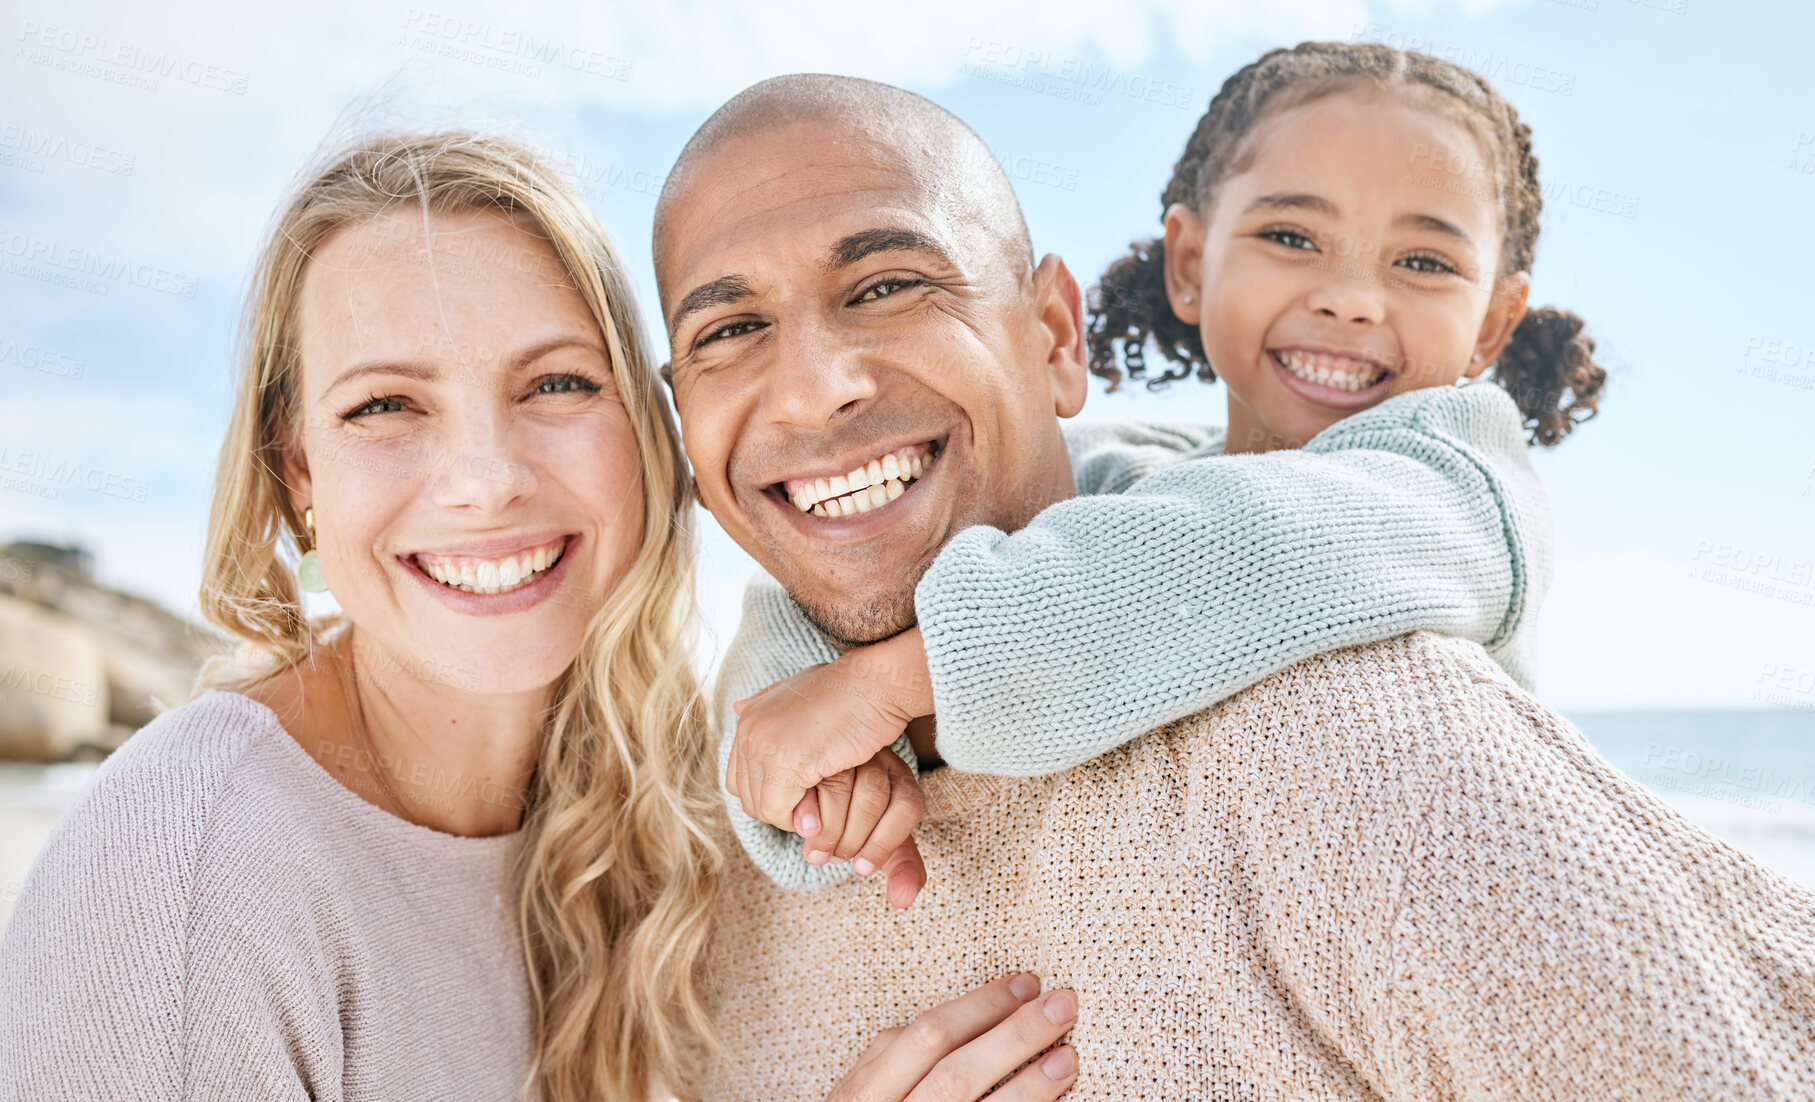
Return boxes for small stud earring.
[1472,353,1482,363]
[1182,293,1196,305]
[297,506,328,593]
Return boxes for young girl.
[721,40,1608,903]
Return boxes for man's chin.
[783,579,919,650]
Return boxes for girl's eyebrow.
[1244,192,1338,217]
[1394,212,1476,248]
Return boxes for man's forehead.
[657,121,949,283]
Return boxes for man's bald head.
[654,74,1033,292]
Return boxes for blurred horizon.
[3,0,1814,715]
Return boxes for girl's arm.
[921,381,1549,776]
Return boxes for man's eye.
[1397,252,1458,275]
[1260,228,1317,251]
[697,319,765,348]
[532,373,603,396]
[343,394,405,420]
[851,277,925,304]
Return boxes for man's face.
[658,116,1086,644]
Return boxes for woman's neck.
[259,629,548,837]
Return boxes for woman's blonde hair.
[199,130,722,1102]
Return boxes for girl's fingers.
[824,974,1046,1102]
[902,990,1078,1102]
[852,756,926,876]
[793,789,822,840]
[834,760,893,861]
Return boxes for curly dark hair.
[1087,41,1606,446]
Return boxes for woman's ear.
[1468,271,1532,377]
[276,420,313,516]
[1161,203,1206,327]
[1031,252,1089,419]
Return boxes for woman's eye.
[343,394,405,420]
[532,373,603,396]
[852,277,924,304]
[1397,253,1458,275]
[1261,228,1317,251]
[697,320,765,349]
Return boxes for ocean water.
[3,710,1811,930]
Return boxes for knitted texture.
[704,633,1815,1101]
[715,382,1550,890]
[0,690,533,1102]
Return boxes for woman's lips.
[398,533,581,617]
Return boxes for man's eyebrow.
[822,228,955,273]
[1242,192,1341,218]
[1393,211,1476,249]
[668,274,756,342]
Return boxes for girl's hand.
[826,973,1079,1102]
[727,627,936,832]
[792,751,928,908]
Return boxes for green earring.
[298,507,328,593]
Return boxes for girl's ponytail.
[1489,306,1606,447]
[1087,237,1210,392]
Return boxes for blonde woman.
[0,133,1077,1102]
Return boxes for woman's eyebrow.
[325,337,604,393]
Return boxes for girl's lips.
[1268,349,1397,411]
[398,533,581,618]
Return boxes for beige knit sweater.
[0,690,535,1101]
[703,633,1815,1101]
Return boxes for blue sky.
[2,0,1812,713]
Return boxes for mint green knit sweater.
[714,382,1552,890]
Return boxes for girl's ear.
[1031,252,1089,419]
[1468,271,1532,377]
[1161,203,1206,327]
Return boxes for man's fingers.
[834,760,893,861]
[852,759,926,877]
[825,974,1045,1102]
[811,770,855,864]
[903,989,1078,1102]
[880,838,926,909]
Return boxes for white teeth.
[419,537,565,596]
[477,561,499,590]
[814,477,832,502]
[881,454,900,481]
[784,443,941,514]
[812,503,828,517]
[829,474,849,497]
[1277,350,1384,393]
[865,459,884,486]
[885,478,903,501]
[847,465,869,491]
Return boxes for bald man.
[658,75,1815,1101]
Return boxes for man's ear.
[1032,252,1088,418]
[1468,270,1531,377]
[1161,203,1206,327]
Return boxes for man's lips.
[766,437,945,517]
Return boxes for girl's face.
[1163,86,1529,453]
[284,209,646,697]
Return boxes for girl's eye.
[532,373,603,396]
[343,394,405,420]
[1397,252,1458,275]
[697,320,765,349]
[1260,228,1318,251]
[852,277,925,304]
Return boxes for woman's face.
[286,208,645,695]
[1164,87,1528,453]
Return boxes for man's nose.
[756,319,880,429]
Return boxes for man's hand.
[791,752,928,907]
[726,627,936,831]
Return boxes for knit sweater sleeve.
[916,382,1550,776]
[712,575,919,892]
[0,705,313,1101]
